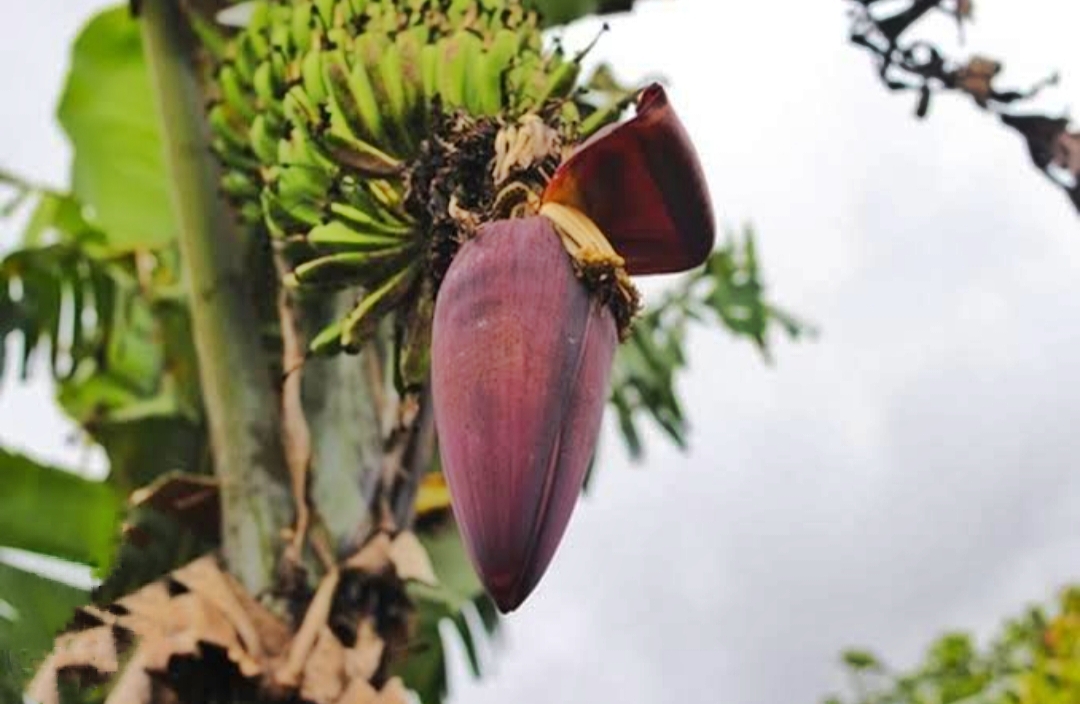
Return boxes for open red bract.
[542,84,716,275]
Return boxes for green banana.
[579,91,636,138]
[252,60,282,109]
[221,170,261,199]
[291,1,316,54]
[218,64,257,122]
[533,53,581,108]
[437,30,481,110]
[314,0,337,28]
[420,43,440,109]
[340,265,420,351]
[344,51,388,147]
[395,276,434,390]
[283,245,416,289]
[476,29,522,115]
[321,130,403,177]
[373,38,417,153]
[329,201,413,237]
[321,49,369,142]
[305,220,408,252]
[248,114,280,165]
[207,103,251,154]
[275,163,333,217]
[300,43,328,104]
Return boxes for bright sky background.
[3,2,1080,703]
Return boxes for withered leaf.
[344,533,393,574]
[129,472,221,541]
[956,56,1001,106]
[344,618,384,682]
[27,626,121,704]
[171,555,264,659]
[374,677,411,704]
[103,647,153,704]
[219,567,292,657]
[300,626,347,704]
[388,531,438,586]
[335,677,378,704]
[278,569,341,688]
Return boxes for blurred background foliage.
[825,587,1080,704]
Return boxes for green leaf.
[0,447,120,568]
[396,519,500,704]
[842,649,882,671]
[0,561,88,693]
[57,6,175,251]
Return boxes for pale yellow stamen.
[539,201,624,269]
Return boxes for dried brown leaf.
[956,56,1001,106]
[129,472,221,541]
[374,677,411,704]
[277,569,341,687]
[389,532,438,586]
[172,555,264,659]
[219,568,292,657]
[300,626,347,704]
[104,647,153,704]
[27,626,121,704]
[344,618,384,682]
[116,581,172,633]
[336,677,378,704]
[344,533,393,574]
[58,625,120,672]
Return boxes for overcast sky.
[4,2,1080,703]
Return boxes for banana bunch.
[207,0,631,389]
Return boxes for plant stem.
[139,1,292,595]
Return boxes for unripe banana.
[283,245,416,289]
[252,60,282,109]
[314,0,337,28]
[208,103,250,154]
[344,52,388,147]
[372,39,415,153]
[222,170,261,199]
[476,29,523,115]
[300,43,328,105]
[533,53,581,108]
[217,64,257,122]
[291,1,316,54]
[340,265,420,351]
[275,164,333,218]
[438,30,483,111]
[248,114,280,165]
[305,220,408,252]
[329,201,413,237]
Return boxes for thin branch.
[845,0,1079,213]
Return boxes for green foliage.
[0,561,89,701]
[57,6,176,250]
[823,586,1080,704]
[396,518,501,704]
[610,225,811,459]
[0,448,120,569]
